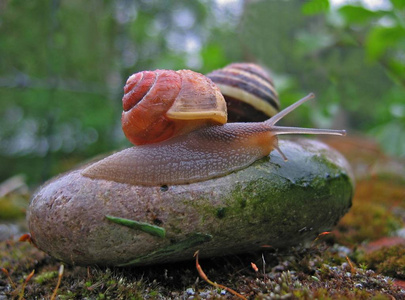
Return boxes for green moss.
[363,246,405,279]
[34,271,58,284]
[2,237,404,299]
[335,179,404,245]
[60,268,151,299]
[231,173,350,242]
[311,151,348,174]
[179,152,353,256]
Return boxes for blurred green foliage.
[0,0,404,186]
[301,0,405,157]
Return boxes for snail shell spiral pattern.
[207,63,280,122]
[122,69,227,145]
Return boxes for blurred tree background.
[0,0,404,186]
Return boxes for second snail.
[27,63,354,266]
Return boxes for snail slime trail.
[82,64,346,186]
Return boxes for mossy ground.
[1,236,404,299]
[1,137,405,299]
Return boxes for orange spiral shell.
[122,69,227,145]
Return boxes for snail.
[206,62,280,122]
[82,64,346,186]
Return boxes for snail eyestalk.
[265,93,315,126]
[265,93,346,137]
[273,144,288,162]
[264,92,346,162]
[272,126,346,136]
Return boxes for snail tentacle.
[265,93,315,127]
[271,126,346,136]
[264,93,346,137]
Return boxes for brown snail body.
[82,64,346,186]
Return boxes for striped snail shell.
[207,63,280,122]
[122,69,227,145]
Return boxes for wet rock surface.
[27,139,354,266]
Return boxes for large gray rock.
[27,139,353,266]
